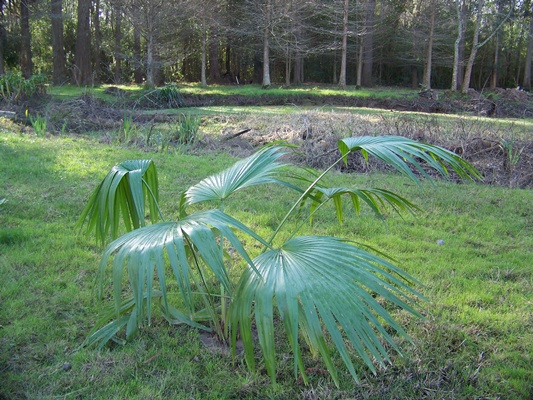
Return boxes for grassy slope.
[1,130,532,399]
[47,83,417,101]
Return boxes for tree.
[112,2,123,83]
[451,0,466,90]
[523,1,533,90]
[50,0,66,84]
[262,0,272,87]
[92,0,101,82]
[338,0,349,89]
[422,0,437,89]
[79,136,480,385]
[361,0,376,87]
[20,0,32,78]
[73,0,92,85]
[461,0,513,93]
[0,0,5,75]
[461,0,484,93]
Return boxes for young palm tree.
[79,136,480,385]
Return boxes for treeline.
[1,0,532,91]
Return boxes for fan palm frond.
[78,160,160,245]
[231,236,425,386]
[339,136,482,183]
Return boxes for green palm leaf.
[78,159,160,245]
[231,236,425,386]
[339,136,482,183]
[95,209,268,345]
[308,186,421,223]
[185,145,293,204]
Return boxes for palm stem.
[264,154,347,250]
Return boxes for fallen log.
[0,111,16,119]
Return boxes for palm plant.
[79,136,480,385]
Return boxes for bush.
[137,84,184,109]
[0,72,47,104]
[79,136,481,385]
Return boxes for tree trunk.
[523,7,533,90]
[209,29,220,82]
[20,0,33,78]
[422,1,435,89]
[490,31,499,89]
[51,0,66,84]
[93,0,101,82]
[462,0,484,93]
[113,3,122,84]
[451,0,465,91]
[146,34,154,86]
[338,0,349,89]
[133,10,143,84]
[285,43,291,86]
[0,0,4,75]
[356,35,363,86]
[201,14,207,87]
[362,0,375,87]
[262,0,272,87]
[73,0,92,85]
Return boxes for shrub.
[137,84,185,109]
[0,72,47,104]
[79,136,480,385]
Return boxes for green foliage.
[121,114,137,143]
[0,72,47,104]
[138,84,185,109]
[500,135,524,173]
[171,114,201,145]
[26,111,47,137]
[79,136,480,385]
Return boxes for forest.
[1,0,532,91]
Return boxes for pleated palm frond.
[90,209,269,346]
[78,160,160,245]
[307,186,421,223]
[185,145,297,204]
[231,236,425,386]
[339,136,482,183]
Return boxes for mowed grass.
[1,129,532,399]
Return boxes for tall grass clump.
[137,84,184,109]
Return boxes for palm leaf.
[78,159,160,245]
[338,136,482,183]
[185,145,293,204]
[97,209,268,343]
[308,186,421,223]
[231,236,425,386]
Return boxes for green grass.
[47,83,418,102]
[1,130,532,399]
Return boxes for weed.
[121,113,137,143]
[172,113,201,145]
[26,110,47,137]
[500,135,524,176]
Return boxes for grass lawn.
[46,83,418,102]
[1,128,532,399]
